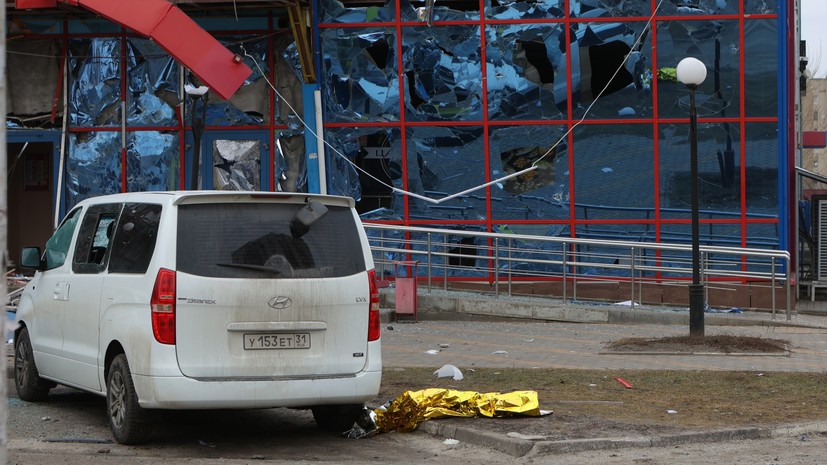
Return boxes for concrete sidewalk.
[380,288,827,372]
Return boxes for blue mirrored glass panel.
[69,38,122,127]
[404,126,487,221]
[659,122,742,216]
[319,0,398,24]
[743,19,778,117]
[275,132,309,193]
[744,122,779,217]
[489,124,570,220]
[745,223,779,250]
[126,131,179,192]
[321,28,399,123]
[744,0,777,15]
[656,20,741,120]
[402,26,484,122]
[657,0,739,16]
[486,24,566,120]
[569,0,652,17]
[486,0,565,20]
[573,124,655,220]
[66,131,122,210]
[126,39,179,127]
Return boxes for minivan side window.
[108,203,162,274]
[43,208,82,270]
[73,203,122,274]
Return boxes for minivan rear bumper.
[132,369,382,409]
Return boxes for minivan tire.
[311,404,364,432]
[14,327,53,401]
[107,354,153,444]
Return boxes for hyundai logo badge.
[268,296,292,310]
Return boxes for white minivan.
[15,191,382,444]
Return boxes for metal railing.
[363,223,792,320]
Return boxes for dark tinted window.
[177,203,366,279]
[109,203,162,274]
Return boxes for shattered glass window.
[486,0,565,20]
[573,124,654,220]
[319,0,398,23]
[404,126,487,221]
[656,20,741,119]
[744,1,777,15]
[275,133,308,193]
[274,36,305,124]
[69,38,122,127]
[324,127,400,211]
[402,26,483,122]
[569,0,652,17]
[66,131,122,209]
[489,125,569,221]
[486,24,566,120]
[126,39,179,127]
[323,128,367,200]
[657,0,740,16]
[126,131,180,192]
[569,21,653,120]
[743,19,778,117]
[190,37,270,126]
[320,28,399,123]
[212,139,262,191]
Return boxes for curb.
[416,420,827,458]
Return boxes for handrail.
[363,223,791,320]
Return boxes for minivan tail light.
[151,268,176,345]
[367,269,381,341]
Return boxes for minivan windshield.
[176,202,366,279]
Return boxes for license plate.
[243,333,311,350]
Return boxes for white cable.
[247,0,665,204]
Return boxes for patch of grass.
[378,368,827,433]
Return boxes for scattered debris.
[434,364,463,381]
[614,377,633,389]
[666,409,678,414]
[425,349,440,355]
[443,438,460,446]
[492,350,508,355]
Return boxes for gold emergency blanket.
[374,388,541,433]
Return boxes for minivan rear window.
[176,203,366,279]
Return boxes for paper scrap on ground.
[434,364,463,381]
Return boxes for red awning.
[15,0,252,100]
[804,131,827,149]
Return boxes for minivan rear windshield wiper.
[216,262,282,275]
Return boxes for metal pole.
[688,84,705,337]
[630,247,636,309]
[427,233,432,293]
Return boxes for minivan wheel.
[107,354,152,444]
[14,327,53,401]
[311,404,364,432]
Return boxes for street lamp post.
[676,57,707,337]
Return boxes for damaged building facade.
[7,1,795,288]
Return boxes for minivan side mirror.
[290,200,329,238]
[20,247,45,271]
